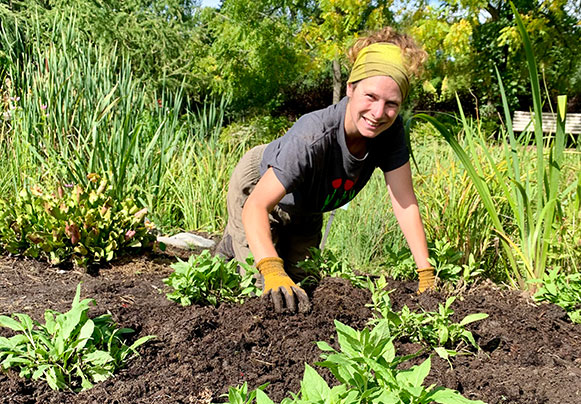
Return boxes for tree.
[192,0,306,113]
[400,0,581,115]
[298,0,395,104]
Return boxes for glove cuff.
[417,267,434,275]
[256,257,285,276]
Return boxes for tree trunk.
[332,58,341,105]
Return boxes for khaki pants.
[220,145,322,282]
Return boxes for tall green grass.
[415,4,576,290]
[3,16,187,214]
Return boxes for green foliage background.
[0,0,579,285]
[3,0,579,117]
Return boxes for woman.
[217,27,433,313]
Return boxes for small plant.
[0,174,155,267]
[224,381,270,404]
[164,250,261,306]
[531,269,581,324]
[297,247,368,289]
[314,322,486,404]
[224,320,486,404]
[368,276,488,360]
[429,239,485,283]
[0,283,155,391]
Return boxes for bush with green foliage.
[164,250,261,306]
[0,284,155,391]
[0,175,155,267]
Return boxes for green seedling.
[313,320,486,403]
[223,381,271,404]
[368,276,488,362]
[297,247,368,289]
[0,283,155,391]
[531,269,581,323]
[225,320,486,404]
[164,250,261,306]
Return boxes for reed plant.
[411,125,501,273]
[4,17,186,212]
[415,4,576,290]
[163,121,244,233]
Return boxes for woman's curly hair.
[347,27,427,78]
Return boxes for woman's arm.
[384,162,430,268]
[242,167,287,263]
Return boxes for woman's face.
[345,75,402,139]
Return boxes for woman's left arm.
[384,161,430,268]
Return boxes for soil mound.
[1,254,580,403]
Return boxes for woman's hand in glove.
[257,257,311,313]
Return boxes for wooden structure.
[512,111,581,134]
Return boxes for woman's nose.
[371,101,385,118]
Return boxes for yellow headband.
[347,43,410,101]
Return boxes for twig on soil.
[251,357,274,366]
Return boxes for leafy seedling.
[0,283,155,391]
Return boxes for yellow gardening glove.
[417,267,435,294]
[256,257,311,313]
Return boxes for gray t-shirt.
[260,96,409,214]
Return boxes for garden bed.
[1,252,580,404]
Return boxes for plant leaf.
[459,313,489,326]
[0,315,25,332]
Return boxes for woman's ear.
[346,82,354,98]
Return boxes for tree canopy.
[2,0,580,118]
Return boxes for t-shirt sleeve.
[375,116,409,172]
[262,115,320,193]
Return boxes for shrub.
[0,174,155,267]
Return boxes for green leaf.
[84,350,114,366]
[0,315,26,332]
[459,313,489,326]
[438,326,449,346]
[316,341,335,352]
[434,347,449,361]
[32,364,52,380]
[429,387,486,403]
[256,389,275,404]
[128,335,156,352]
[396,357,431,388]
[300,364,331,401]
[44,312,57,335]
[14,313,35,332]
[77,319,95,351]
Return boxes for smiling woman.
[216,26,433,314]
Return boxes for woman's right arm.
[242,167,287,262]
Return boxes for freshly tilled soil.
[0,252,580,404]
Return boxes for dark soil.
[1,251,580,404]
